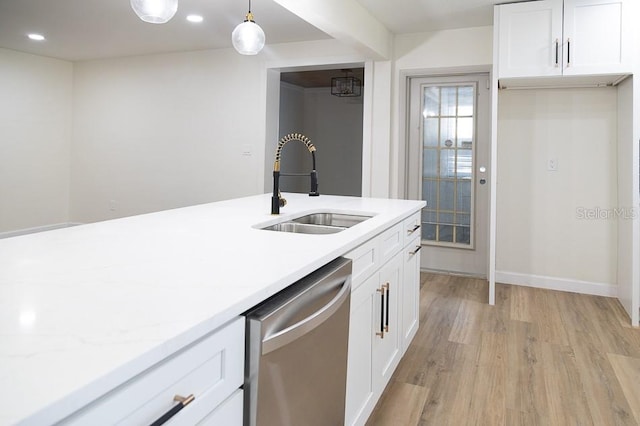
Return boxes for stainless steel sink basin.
[261,222,344,235]
[259,212,373,235]
[290,213,373,228]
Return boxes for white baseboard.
[0,222,83,239]
[495,270,617,298]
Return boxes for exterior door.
[407,74,491,277]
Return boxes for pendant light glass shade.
[232,11,265,55]
[130,0,178,24]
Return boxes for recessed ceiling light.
[186,15,203,23]
[27,33,45,41]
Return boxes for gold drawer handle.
[149,394,195,426]
[407,224,421,234]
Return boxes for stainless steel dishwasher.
[244,257,352,426]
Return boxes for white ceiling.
[0,0,520,62]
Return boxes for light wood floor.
[367,273,640,426]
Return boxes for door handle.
[407,224,421,235]
[149,394,195,426]
[262,277,351,354]
[376,285,385,338]
[384,283,390,332]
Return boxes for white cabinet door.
[401,236,421,353]
[372,251,402,393]
[496,0,632,79]
[563,0,631,75]
[497,0,563,78]
[345,273,377,426]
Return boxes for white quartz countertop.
[0,193,424,425]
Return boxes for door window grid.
[421,84,475,247]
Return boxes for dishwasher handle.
[262,277,351,355]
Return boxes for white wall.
[496,88,618,292]
[0,48,73,233]
[71,49,264,223]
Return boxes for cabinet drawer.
[403,212,421,247]
[344,237,379,290]
[379,222,403,265]
[62,317,245,425]
[179,389,243,426]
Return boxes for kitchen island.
[0,193,424,425]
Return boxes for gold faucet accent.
[272,133,319,215]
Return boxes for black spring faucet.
[271,133,319,215]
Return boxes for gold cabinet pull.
[149,394,195,426]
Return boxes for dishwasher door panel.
[244,258,352,426]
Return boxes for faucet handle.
[278,191,287,207]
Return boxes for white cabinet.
[345,272,377,425]
[345,252,403,426]
[344,212,422,426]
[60,318,245,425]
[372,251,403,395]
[401,234,421,352]
[496,0,632,79]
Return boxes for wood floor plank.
[607,353,640,425]
[539,343,593,426]
[505,319,548,422]
[561,330,636,425]
[448,299,484,345]
[535,288,571,346]
[366,273,640,426]
[366,380,429,426]
[468,332,507,425]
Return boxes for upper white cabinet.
[496,0,632,80]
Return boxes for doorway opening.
[265,67,364,197]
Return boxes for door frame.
[397,66,494,282]
[264,58,370,197]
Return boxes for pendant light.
[331,69,362,97]
[232,0,266,55]
[131,0,178,24]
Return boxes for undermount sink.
[291,213,372,228]
[259,213,373,235]
[262,222,344,235]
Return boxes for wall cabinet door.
[496,0,631,79]
[497,0,563,78]
[401,236,421,352]
[562,0,631,75]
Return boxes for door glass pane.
[423,118,439,147]
[440,87,457,116]
[420,84,475,247]
[440,117,456,147]
[423,87,439,117]
[423,150,438,178]
[458,86,474,116]
[457,117,473,147]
